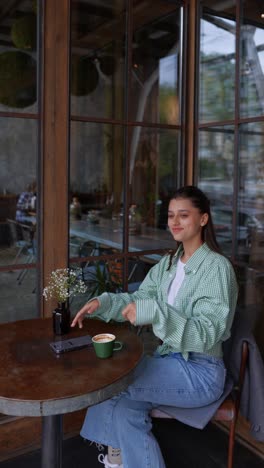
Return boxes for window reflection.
[0,270,37,323]
[131,1,181,124]
[0,0,38,113]
[129,126,180,231]
[239,122,264,273]
[70,0,126,120]
[0,118,38,267]
[70,121,124,218]
[69,121,124,257]
[240,1,264,117]
[199,3,264,328]
[198,126,234,256]
[200,5,236,122]
[69,2,183,290]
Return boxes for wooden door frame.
[41,0,70,317]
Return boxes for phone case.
[49,335,92,354]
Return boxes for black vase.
[52,302,71,335]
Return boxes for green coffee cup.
[92,333,123,359]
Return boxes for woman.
[71,186,238,468]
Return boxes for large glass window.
[198,4,264,451]
[69,0,183,298]
[198,1,264,308]
[0,1,40,324]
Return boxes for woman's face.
[168,197,208,246]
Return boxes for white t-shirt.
[167,258,185,305]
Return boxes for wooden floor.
[0,419,263,468]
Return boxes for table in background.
[0,318,143,468]
[70,218,175,253]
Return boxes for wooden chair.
[151,340,249,468]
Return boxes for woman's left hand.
[122,302,137,324]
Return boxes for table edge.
[0,368,138,417]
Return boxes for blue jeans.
[81,352,226,468]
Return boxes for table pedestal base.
[42,415,63,468]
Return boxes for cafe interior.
[0,0,264,465]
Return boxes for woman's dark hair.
[167,185,222,268]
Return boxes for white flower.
[43,268,87,303]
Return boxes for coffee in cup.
[92,333,122,359]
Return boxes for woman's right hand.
[71,299,99,329]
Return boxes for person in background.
[71,185,238,468]
[69,195,82,220]
[15,181,37,224]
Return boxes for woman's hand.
[122,302,137,325]
[71,299,99,329]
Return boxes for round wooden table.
[0,318,143,467]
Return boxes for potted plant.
[84,261,122,299]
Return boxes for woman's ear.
[201,213,209,227]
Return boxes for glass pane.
[240,1,264,118]
[0,117,38,266]
[69,121,124,256]
[129,126,180,252]
[0,269,37,323]
[70,0,126,119]
[199,3,236,123]
[131,1,182,124]
[0,0,38,113]
[238,122,264,270]
[198,126,234,256]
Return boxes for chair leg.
[12,245,24,265]
[227,419,236,468]
[18,268,29,285]
[17,254,34,285]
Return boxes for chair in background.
[69,237,97,259]
[16,222,36,285]
[76,240,102,281]
[6,219,32,266]
[150,340,249,468]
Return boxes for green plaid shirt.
[95,243,238,360]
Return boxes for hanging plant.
[0,51,36,108]
[99,55,116,76]
[11,14,37,50]
[71,56,99,96]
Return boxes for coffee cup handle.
[113,341,122,351]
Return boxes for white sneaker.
[98,453,123,468]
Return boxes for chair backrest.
[19,223,33,244]
[6,218,21,245]
[234,340,249,415]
